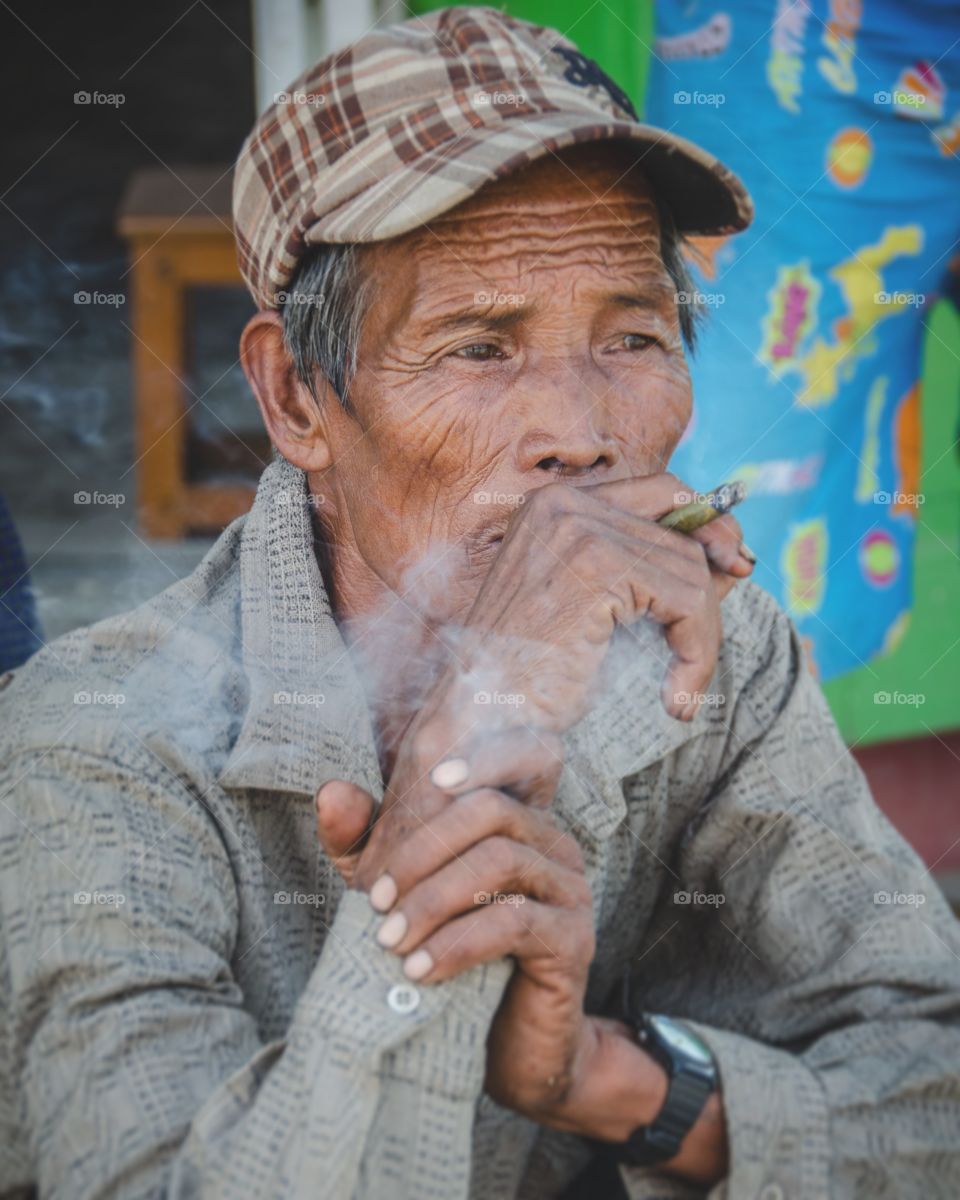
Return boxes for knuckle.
[480,834,520,879]
[662,473,689,503]
[567,529,593,561]
[531,481,575,516]
[410,719,454,773]
[683,582,711,619]
[462,789,525,842]
[551,511,589,554]
[502,899,526,940]
[688,537,709,567]
[406,883,440,928]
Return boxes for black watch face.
[647,1015,714,1068]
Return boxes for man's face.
[310,143,692,622]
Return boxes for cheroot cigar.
[657,480,747,533]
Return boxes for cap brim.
[304,111,753,251]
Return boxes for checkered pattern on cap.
[232,5,753,311]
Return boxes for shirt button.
[387,983,420,1015]
[758,1185,785,1200]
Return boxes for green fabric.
[824,300,960,743]
[406,0,653,116]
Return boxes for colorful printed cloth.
[647,0,960,680]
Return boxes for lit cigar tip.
[431,757,470,790]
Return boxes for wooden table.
[118,165,258,537]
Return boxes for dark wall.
[0,0,259,518]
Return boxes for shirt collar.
[218,455,383,801]
[219,457,699,840]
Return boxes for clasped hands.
[315,476,750,1136]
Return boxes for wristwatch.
[611,1012,717,1167]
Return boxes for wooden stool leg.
[128,248,188,538]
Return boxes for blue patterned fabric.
[648,0,960,679]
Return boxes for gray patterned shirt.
[1,456,958,1200]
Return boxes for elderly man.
[1,8,958,1200]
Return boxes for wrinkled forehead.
[361,143,667,315]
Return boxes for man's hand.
[438,473,753,731]
[313,471,750,1147]
[318,773,598,1119]
[316,721,565,896]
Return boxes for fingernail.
[370,874,398,912]
[376,910,407,948]
[431,757,469,790]
[403,948,433,980]
[739,542,757,564]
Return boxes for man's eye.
[622,333,657,351]
[454,342,504,360]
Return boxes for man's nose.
[515,390,620,478]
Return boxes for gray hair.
[281,242,373,412]
[282,204,703,411]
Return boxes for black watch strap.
[623,1068,713,1165]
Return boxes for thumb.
[315,779,376,887]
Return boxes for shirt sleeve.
[0,743,511,1200]
[620,605,960,1200]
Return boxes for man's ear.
[240,309,334,473]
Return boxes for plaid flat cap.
[232,5,753,311]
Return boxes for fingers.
[315,780,376,885]
[371,787,583,911]
[428,727,565,808]
[398,897,594,983]
[690,513,753,577]
[581,528,721,720]
[578,474,754,577]
[581,472,698,521]
[374,835,587,958]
